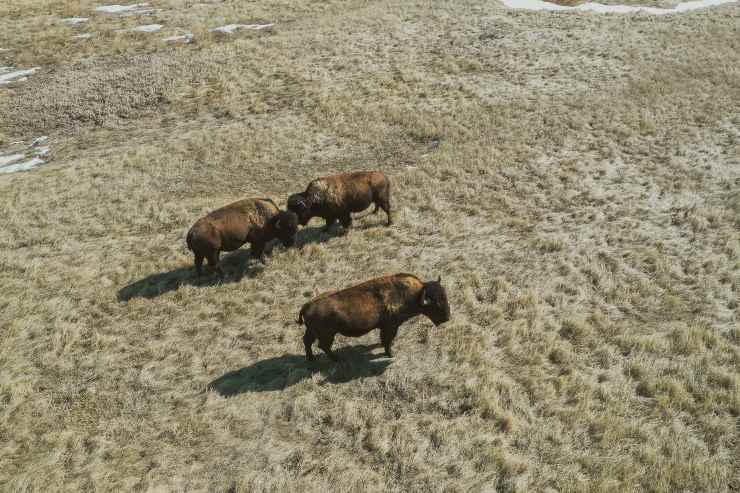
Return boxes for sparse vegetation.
[1,0,739,491]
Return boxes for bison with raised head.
[297,273,450,361]
[287,171,392,231]
[186,198,298,274]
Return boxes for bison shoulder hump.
[254,198,279,217]
[309,179,343,205]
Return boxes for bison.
[297,273,450,361]
[287,171,392,231]
[186,198,298,274]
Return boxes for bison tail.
[186,229,195,251]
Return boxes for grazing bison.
[297,273,450,361]
[287,171,392,231]
[186,198,298,274]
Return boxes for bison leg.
[194,253,204,275]
[378,197,392,226]
[303,330,317,362]
[323,217,337,232]
[318,333,339,362]
[251,241,266,264]
[207,251,224,276]
[375,180,392,225]
[340,214,352,230]
[380,325,399,357]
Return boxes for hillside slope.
[1,1,738,491]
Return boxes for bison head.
[274,210,299,247]
[287,193,312,226]
[420,276,450,326]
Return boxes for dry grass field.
[1,0,739,491]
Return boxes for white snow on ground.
[0,154,24,167]
[35,147,51,158]
[501,0,737,14]
[0,67,40,85]
[0,157,46,174]
[63,17,89,25]
[74,33,94,39]
[118,24,163,33]
[0,137,51,174]
[163,33,194,43]
[95,3,153,15]
[209,23,274,34]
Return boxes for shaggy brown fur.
[297,273,450,361]
[287,171,392,231]
[186,198,298,274]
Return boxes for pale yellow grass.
[1,0,739,492]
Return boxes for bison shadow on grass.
[117,222,383,302]
[296,218,387,242]
[117,249,263,301]
[207,344,391,396]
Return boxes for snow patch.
[118,24,163,33]
[75,33,94,39]
[163,33,194,44]
[0,157,46,174]
[0,137,52,174]
[32,136,48,147]
[0,154,24,167]
[63,17,89,25]
[501,0,738,14]
[95,3,153,15]
[209,23,274,34]
[0,67,40,85]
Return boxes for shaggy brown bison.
[287,171,392,231]
[186,198,298,274]
[297,273,450,361]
